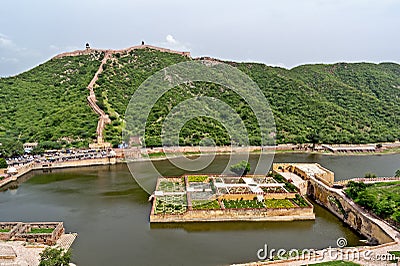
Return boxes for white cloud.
[0,33,42,76]
[166,34,178,45]
[158,34,190,51]
[0,33,35,55]
[0,33,14,49]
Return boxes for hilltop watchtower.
[86,43,90,49]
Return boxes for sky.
[0,0,399,77]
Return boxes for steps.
[55,233,77,251]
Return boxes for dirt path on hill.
[53,44,190,145]
[87,51,112,144]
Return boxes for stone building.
[273,163,334,187]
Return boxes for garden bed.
[154,195,187,215]
[227,187,251,194]
[264,199,295,208]
[158,179,185,192]
[291,194,311,207]
[28,228,54,234]
[190,191,215,200]
[222,199,265,209]
[223,177,245,184]
[192,200,221,210]
[253,177,276,184]
[187,175,208,183]
[260,187,286,193]
[189,182,211,191]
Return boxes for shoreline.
[2,147,400,189]
[0,157,118,190]
[137,147,400,161]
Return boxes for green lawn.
[187,175,208,183]
[222,199,265,209]
[147,152,167,158]
[0,229,10,233]
[192,200,221,210]
[28,228,54,234]
[264,199,295,208]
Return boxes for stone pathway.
[0,245,16,259]
[0,233,77,266]
[0,241,42,266]
[56,233,77,251]
[86,51,112,144]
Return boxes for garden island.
[150,163,334,222]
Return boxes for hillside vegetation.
[0,53,102,156]
[345,181,400,228]
[0,47,399,153]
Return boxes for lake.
[0,153,399,265]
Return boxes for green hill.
[0,47,399,155]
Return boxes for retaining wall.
[307,177,394,244]
[150,207,315,223]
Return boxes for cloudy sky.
[0,0,399,76]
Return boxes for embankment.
[150,207,315,223]
[0,157,117,189]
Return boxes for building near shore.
[322,144,376,153]
[273,163,334,187]
[23,142,38,153]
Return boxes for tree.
[0,139,24,157]
[0,158,7,168]
[230,160,250,176]
[345,181,367,199]
[306,130,321,151]
[355,191,375,209]
[39,247,71,266]
[364,172,377,178]
[395,169,400,177]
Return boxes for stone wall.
[53,45,191,60]
[14,222,64,245]
[0,222,23,241]
[0,222,64,245]
[307,178,394,244]
[40,157,116,169]
[150,206,315,223]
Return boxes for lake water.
[0,153,399,265]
